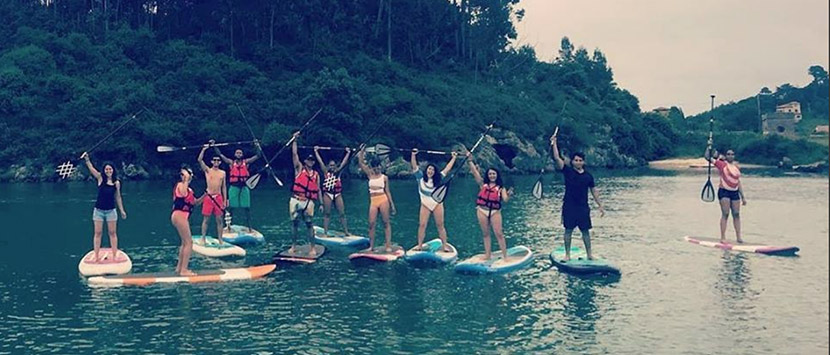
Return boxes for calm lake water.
[0,170,827,354]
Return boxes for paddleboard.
[404,238,458,264]
[78,248,132,276]
[549,246,620,275]
[684,236,799,256]
[272,244,327,264]
[87,264,276,287]
[349,245,405,263]
[313,226,370,248]
[454,246,534,274]
[222,225,265,245]
[192,235,246,257]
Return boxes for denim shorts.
[92,208,118,222]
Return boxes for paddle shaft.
[79,108,144,158]
[235,104,283,186]
[158,140,256,152]
[256,108,323,172]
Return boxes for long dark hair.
[101,161,119,184]
[422,163,442,186]
[483,167,503,186]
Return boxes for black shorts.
[562,206,592,231]
[717,188,741,201]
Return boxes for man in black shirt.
[550,133,605,261]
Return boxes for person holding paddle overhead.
[171,165,205,276]
[550,134,605,261]
[215,144,260,232]
[81,152,128,263]
[197,141,228,245]
[704,147,746,243]
[289,132,322,256]
[314,146,352,236]
[357,147,397,253]
[466,152,513,261]
[411,149,458,252]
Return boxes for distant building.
[762,112,797,137]
[776,101,802,122]
[815,125,829,134]
[652,107,670,118]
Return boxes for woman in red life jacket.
[705,147,747,243]
[215,144,260,232]
[357,147,397,253]
[466,152,513,261]
[314,145,352,236]
[289,132,322,256]
[171,165,204,276]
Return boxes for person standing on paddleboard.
[171,166,204,276]
[411,149,458,252]
[289,132,323,256]
[466,152,513,261]
[314,146,352,236]
[550,134,605,261]
[357,147,397,253]
[704,147,746,243]
[81,152,128,263]
[198,141,228,245]
[215,144,260,232]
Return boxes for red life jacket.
[229,161,249,186]
[172,186,195,213]
[292,168,320,200]
[476,184,502,210]
[323,171,342,194]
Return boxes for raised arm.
[440,152,458,176]
[356,149,373,176]
[590,187,606,217]
[550,135,565,170]
[291,132,302,173]
[466,154,484,185]
[314,146,328,174]
[215,146,232,164]
[410,149,419,172]
[81,152,102,183]
[198,143,210,172]
[337,147,352,172]
[245,141,261,164]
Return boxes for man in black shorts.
[551,133,605,261]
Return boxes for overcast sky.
[514,0,830,115]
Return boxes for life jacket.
[476,184,502,210]
[323,171,342,194]
[292,168,320,200]
[229,161,249,186]
[172,186,195,213]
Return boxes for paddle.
[370,144,449,156]
[56,108,145,179]
[701,95,716,203]
[533,126,558,199]
[431,120,497,204]
[346,116,395,176]
[156,140,256,153]
[245,108,323,189]
[235,104,286,189]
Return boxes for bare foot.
[288,246,296,255]
[180,269,196,276]
[441,244,452,253]
[308,247,318,257]
[563,255,571,262]
[719,238,726,244]
[200,237,207,245]
[736,238,744,244]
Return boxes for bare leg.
[306,209,316,256]
[563,228,574,261]
[379,200,392,251]
[719,198,730,242]
[491,211,508,260]
[581,229,592,260]
[172,214,194,275]
[322,194,333,234]
[335,195,349,234]
[476,209,492,260]
[215,215,224,244]
[416,205,430,250]
[731,200,743,243]
[367,203,379,251]
[93,220,104,262]
[433,204,450,252]
[107,219,119,260]
[200,215,209,244]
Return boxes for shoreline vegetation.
[1,2,827,182]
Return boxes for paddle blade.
[246,173,262,189]
[701,181,715,202]
[156,146,175,153]
[271,172,284,187]
[432,183,449,204]
[532,178,543,199]
[374,143,392,156]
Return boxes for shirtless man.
[198,140,228,244]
